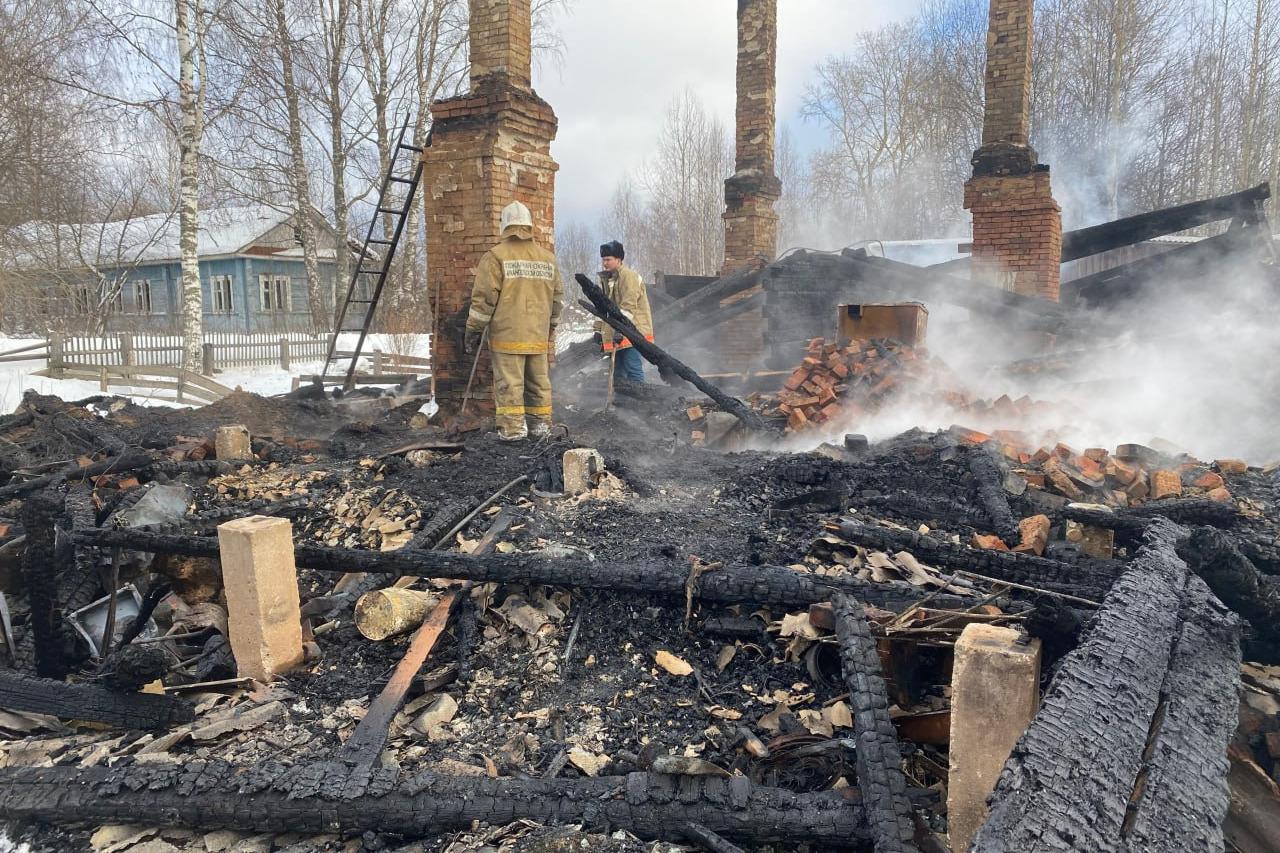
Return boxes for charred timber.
[966,448,1020,544]
[0,762,869,848]
[0,449,155,499]
[1118,577,1240,853]
[74,528,951,613]
[1182,527,1280,663]
[20,491,69,679]
[1060,183,1270,263]
[973,519,1192,853]
[835,520,1121,602]
[831,594,919,853]
[1061,499,1240,542]
[575,273,767,431]
[0,670,193,728]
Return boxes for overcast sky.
[532,1,923,227]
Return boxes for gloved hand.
[592,332,603,347]
[464,328,482,355]
[613,334,625,346]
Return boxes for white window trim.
[210,275,234,314]
[259,274,293,313]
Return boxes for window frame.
[131,279,156,315]
[259,274,292,313]
[210,275,234,314]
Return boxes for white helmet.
[500,201,533,232]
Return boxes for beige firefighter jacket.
[467,226,564,355]
[595,265,654,351]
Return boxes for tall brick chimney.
[717,0,780,371]
[963,0,1062,302]
[424,0,558,400]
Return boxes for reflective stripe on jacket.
[595,265,653,350]
[466,226,564,354]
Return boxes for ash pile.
[0,328,1274,853]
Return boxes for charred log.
[684,822,747,853]
[1118,577,1241,853]
[0,449,155,499]
[973,519,1191,853]
[1238,535,1280,576]
[0,670,193,728]
[1127,497,1239,528]
[20,491,70,679]
[75,528,952,613]
[1182,527,1280,663]
[835,520,1121,602]
[965,448,1020,544]
[0,763,869,848]
[575,273,767,431]
[831,594,919,853]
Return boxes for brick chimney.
[963,0,1062,302]
[424,0,558,401]
[717,0,780,371]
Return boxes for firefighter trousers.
[491,351,552,437]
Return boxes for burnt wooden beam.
[835,520,1122,603]
[831,594,920,853]
[1060,183,1271,263]
[575,273,768,431]
[1182,526,1280,664]
[966,448,1020,545]
[1062,227,1270,309]
[0,762,869,847]
[75,528,952,613]
[973,519,1193,852]
[20,491,68,679]
[0,670,193,729]
[1118,576,1240,852]
[0,449,155,499]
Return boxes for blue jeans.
[614,347,644,382]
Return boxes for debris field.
[0,339,1274,853]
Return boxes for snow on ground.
[0,332,433,415]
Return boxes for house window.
[132,280,155,314]
[210,276,234,314]
[259,275,292,313]
[71,285,93,316]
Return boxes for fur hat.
[599,240,625,260]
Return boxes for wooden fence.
[32,364,234,406]
[44,331,330,372]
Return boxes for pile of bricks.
[947,427,1243,508]
[763,337,932,432]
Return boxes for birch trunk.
[176,0,204,370]
[322,0,351,326]
[272,0,323,328]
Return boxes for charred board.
[0,763,869,848]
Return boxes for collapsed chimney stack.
[424,0,559,400]
[963,0,1062,302]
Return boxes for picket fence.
[46,331,330,372]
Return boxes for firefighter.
[593,240,653,382]
[464,201,564,441]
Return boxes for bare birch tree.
[175,0,207,369]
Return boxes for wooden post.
[119,333,134,366]
[49,334,63,371]
[201,343,216,376]
[278,338,290,372]
[372,350,383,376]
[176,371,186,404]
[98,366,108,393]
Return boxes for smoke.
[780,248,1280,464]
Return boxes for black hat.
[600,240,625,260]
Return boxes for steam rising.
[785,250,1280,463]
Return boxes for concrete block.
[217,516,304,683]
[948,624,1041,853]
[562,448,604,497]
[215,425,252,461]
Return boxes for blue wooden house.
[10,205,345,333]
